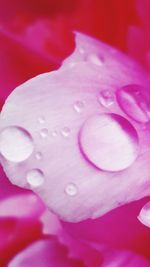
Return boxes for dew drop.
[65,183,78,196]
[79,48,85,55]
[79,113,139,171]
[69,62,76,68]
[61,127,71,137]
[73,101,84,113]
[138,201,150,227]
[35,152,42,160]
[88,54,104,66]
[51,130,58,137]
[26,169,44,187]
[40,128,48,138]
[0,126,34,162]
[38,116,45,124]
[98,90,114,108]
[116,84,150,123]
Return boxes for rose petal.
[1,32,150,222]
[8,239,85,267]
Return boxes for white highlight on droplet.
[138,201,150,227]
[65,183,78,196]
[0,126,34,162]
[26,169,44,187]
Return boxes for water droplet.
[116,84,150,123]
[40,128,48,138]
[0,126,34,162]
[26,169,44,187]
[79,113,139,171]
[69,62,76,68]
[138,201,150,227]
[51,130,58,137]
[35,152,42,160]
[98,90,114,108]
[73,101,84,113]
[38,116,45,124]
[65,183,78,196]
[61,127,71,137]
[88,54,104,66]
[79,48,85,54]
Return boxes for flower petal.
[1,32,150,222]
[8,239,85,267]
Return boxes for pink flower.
[1,1,150,266]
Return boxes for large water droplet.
[73,101,84,113]
[79,113,139,171]
[40,128,48,138]
[61,127,71,137]
[98,90,114,108]
[116,84,150,123]
[65,183,78,196]
[0,126,34,162]
[138,201,150,227]
[26,169,44,187]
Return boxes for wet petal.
[1,32,150,223]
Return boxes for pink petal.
[0,193,45,219]
[102,249,150,267]
[1,32,150,223]
[0,217,43,266]
[62,199,150,260]
[8,239,85,267]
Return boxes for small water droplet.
[38,116,45,124]
[73,101,84,113]
[51,130,58,137]
[35,152,42,160]
[79,113,139,171]
[138,201,150,227]
[26,169,44,187]
[79,48,85,54]
[88,54,104,66]
[0,126,34,162]
[69,62,76,68]
[61,127,71,137]
[116,84,150,123]
[40,128,48,138]
[65,183,78,196]
[98,90,114,108]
